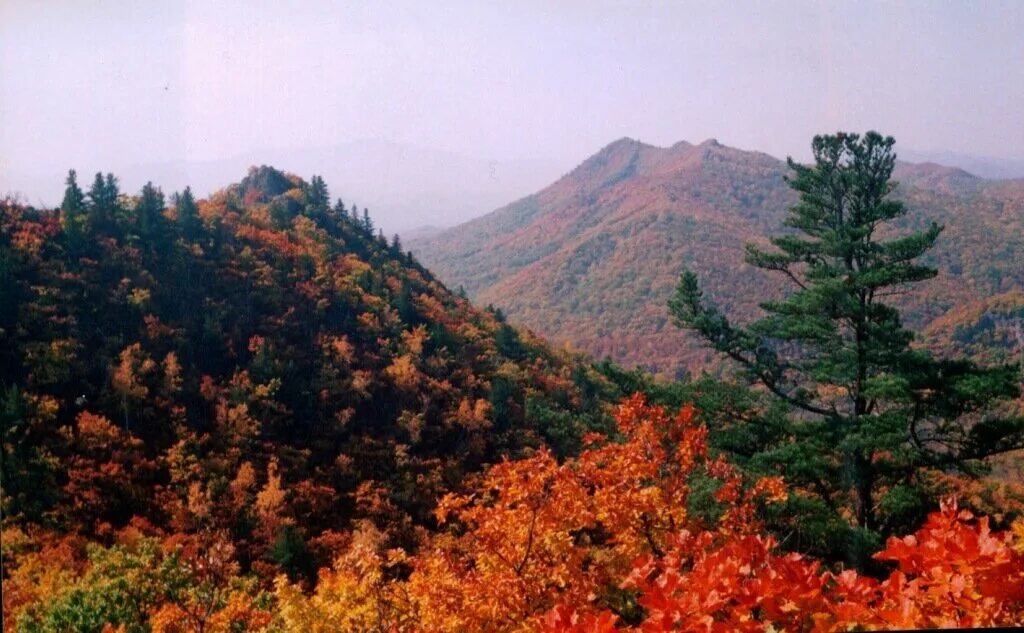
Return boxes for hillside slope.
[412,139,1024,374]
[0,167,615,579]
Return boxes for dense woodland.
[2,138,1024,631]
[1,166,622,630]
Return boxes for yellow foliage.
[323,335,355,364]
[401,326,428,357]
[275,522,408,632]
[163,352,182,393]
[128,287,152,307]
[385,355,422,392]
[111,343,154,401]
[255,458,288,525]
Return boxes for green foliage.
[271,524,315,583]
[60,170,87,252]
[175,186,201,240]
[135,181,166,242]
[15,539,184,633]
[87,172,120,230]
[0,387,60,522]
[304,175,329,214]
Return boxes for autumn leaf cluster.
[276,397,1024,631]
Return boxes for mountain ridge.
[411,138,1024,373]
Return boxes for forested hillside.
[3,156,1023,631]
[411,139,1024,374]
[0,166,620,623]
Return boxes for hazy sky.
[3,1,1023,225]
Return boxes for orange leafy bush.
[279,396,1024,632]
[276,396,789,630]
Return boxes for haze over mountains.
[5,135,1023,235]
[1,139,565,233]
[411,137,1024,374]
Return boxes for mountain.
[0,166,617,582]
[411,138,1024,374]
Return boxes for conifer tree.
[304,175,329,216]
[670,132,1023,546]
[60,169,87,250]
[135,181,166,242]
[362,208,373,234]
[395,279,418,324]
[391,233,402,253]
[87,172,120,230]
[175,186,201,240]
[333,198,348,220]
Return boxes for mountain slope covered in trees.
[0,166,618,597]
[3,159,1023,632]
[411,139,1024,374]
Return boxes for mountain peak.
[597,137,651,155]
[238,164,302,201]
[568,138,652,188]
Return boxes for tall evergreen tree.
[60,169,87,250]
[87,172,120,231]
[362,208,373,234]
[332,198,348,220]
[174,186,201,240]
[395,279,418,325]
[670,132,1023,549]
[135,181,166,242]
[304,175,329,216]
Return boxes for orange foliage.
[277,397,1024,632]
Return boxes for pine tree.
[362,208,373,234]
[135,181,166,242]
[60,169,87,251]
[395,279,418,324]
[333,198,348,220]
[87,172,120,231]
[175,186,201,240]
[304,175,329,216]
[669,132,1023,544]
[391,233,402,253]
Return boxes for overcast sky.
[3,1,1023,227]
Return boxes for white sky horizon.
[3,1,1023,229]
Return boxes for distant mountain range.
[411,138,1024,375]
[899,149,1024,180]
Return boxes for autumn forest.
[2,129,1023,633]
